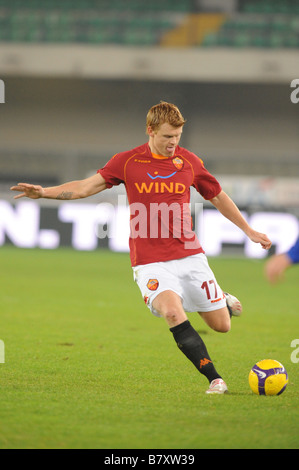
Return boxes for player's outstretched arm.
[10,173,107,200]
[210,190,272,250]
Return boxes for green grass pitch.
[0,246,298,449]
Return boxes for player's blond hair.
[146,101,186,134]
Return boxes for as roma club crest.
[172,156,184,171]
[147,279,159,291]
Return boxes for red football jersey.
[98,143,221,266]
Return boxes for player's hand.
[264,253,291,284]
[10,183,45,199]
[248,229,272,250]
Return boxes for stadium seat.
[0,0,298,48]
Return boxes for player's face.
[148,122,183,157]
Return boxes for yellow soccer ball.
[248,359,288,396]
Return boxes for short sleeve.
[192,156,222,200]
[97,153,125,189]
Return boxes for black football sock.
[170,320,221,383]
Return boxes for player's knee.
[214,317,231,333]
[153,291,186,327]
[160,303,187,327]
[199,308,231,333]
[162,307,187,327]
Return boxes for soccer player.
[265,237,299,284]
[11,101,272,394]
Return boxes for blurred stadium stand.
[0,0,298,193]
[0,0,298,47]
[0,0,191,45]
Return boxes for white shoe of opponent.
[206,378,228,395]
[224,292,242,317]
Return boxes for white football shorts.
[132,253,227,317]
